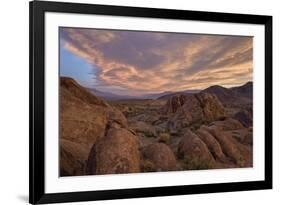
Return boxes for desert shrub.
[208,122,215,127]
[243,127,253,145]
[243,132,253,145]
[190,125,199,132]
[232,132,242,141]
[237,156,246,167]
[143,131,155,138]
[182,157,213,170]
[190,120,210,131]
[190,123,203,131]
[158,133,170,144]
[218,116,227,121]
[169,129,181,137]
[232,130,240,134]
[141,160,157,172]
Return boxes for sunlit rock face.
[164,93,226,130]
[86,127,140,175]
[59,77,253,176]
[60,77,129,176]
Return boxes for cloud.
[60,27,253,95]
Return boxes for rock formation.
[60,77,129,176]
[86,127,140,175]
[164,93,226,129]
[163,94,188,113]
[177,129,216,169]
[60,139,89,176]
[204,125,252,167]
[59,77,253,175]
[195,126,225,161]
[234,109,253,128]
[142,143,177,171]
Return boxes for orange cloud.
[60,27,253,95]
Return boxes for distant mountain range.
[86,81,252,103]
[201,81,253,106]
[86,88,135,101]
[156,90,201,100]
[230,81,253,99]
[86,87,201,101]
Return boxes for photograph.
[0,0,277,204]
[59,27,254,177]
[28,1,272,203]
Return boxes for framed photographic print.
[29,0,272,204]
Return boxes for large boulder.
[106,107,129,129]
[206,126,252,167]
[165,93,226,129]
[196,126,225,161]
[60,86,108,148]
[226,128,253,146]
[164,94,188,113]
[177,129,216,169]
[208,118,244,131]
[86,128,140,175]
[197,92,226,120]
[60,139,89,176]
[142,143,177,172]
[60,77,128,176]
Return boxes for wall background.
[0,0,279,204]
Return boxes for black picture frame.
[29,0,272,204]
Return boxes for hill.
[231,81,253,99]
[157,89,201,100]
[201,82,253,107]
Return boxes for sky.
[60,27,253,96]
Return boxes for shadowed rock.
[196,126,225,161]
[234,109,253,128]
[86,128,140,175]
[205,126,252,166]
[60,139,89,176]
[142,143,177,171]
[60,77,253,174]
[177,129,216,169]
[208,118,244,131]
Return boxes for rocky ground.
[60,77,253,176]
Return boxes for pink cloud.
[60,27,253,95]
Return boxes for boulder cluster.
[60,77,253,176]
